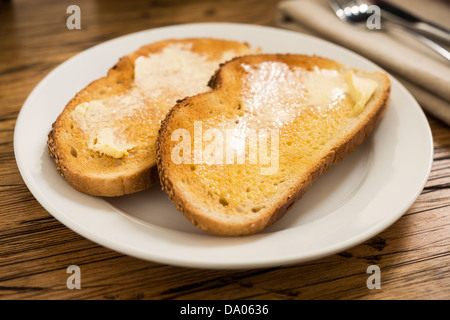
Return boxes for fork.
[328,0,450,63]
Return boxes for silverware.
[328,0,450,63]
[373,0,450,45]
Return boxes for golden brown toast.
[157,54,391,236]
[47,38,257,196]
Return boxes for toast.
[47,38,257,196]
[157,54,391,236]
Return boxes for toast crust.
[157,54,391,236]
[48,38,255,197]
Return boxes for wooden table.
[1,0,449,301]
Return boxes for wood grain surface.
[1,0,449,300]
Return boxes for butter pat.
[345,72,378,114]
[134,43,230,104]
[89,128,131,158]
[71,100,111,132]
[303,68,347,109]
[238,63,350,130]
[72,102,89,116]
[71,97,141,158]
[73,100,105,118]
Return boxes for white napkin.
[277,0,450,126]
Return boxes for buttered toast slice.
[48,38,257,196]
[157,54,390,236]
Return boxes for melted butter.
[235,63,353,131]
[189,62,378,207]
[239,62,305,128]
[71,91,149,158]
[134,43,236,105]
[71,43,248,158]
[89,128,133,158]
[345,71,378,114]
[303,67,347,108]
[234,62,377,128]
[219,62,376,157]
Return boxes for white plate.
[14,23,433,269]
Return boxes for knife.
[372,0,450,45]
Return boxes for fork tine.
[329,0,373,24]
[340,0,361,17]
[329,0,353,20]
[348,0,363,12]
[328,0,345,20]
[354,0,370,12]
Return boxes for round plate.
[14,23,433,269]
